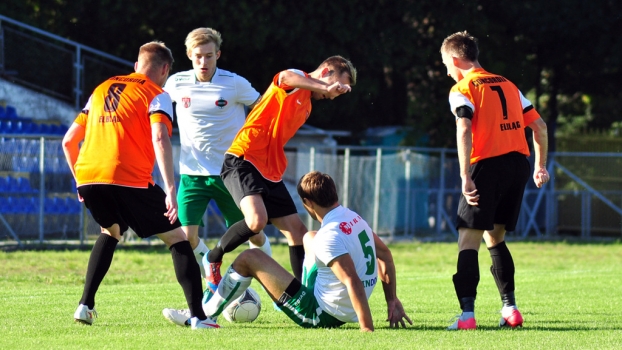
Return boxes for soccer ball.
[222,287,262,323]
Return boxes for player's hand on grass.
[386,299,413,328]
[533,167,549,188]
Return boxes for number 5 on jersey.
[357,230,376,275]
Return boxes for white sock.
[249,231,272,257]
[502,305,518,314]
[203,265,252,317]
[193,240,209,278]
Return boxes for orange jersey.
[448,68,541,164]
[73,73,174,187]
[227,70,312,182]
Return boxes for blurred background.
[0,1,621,245]
[1,0,620,149]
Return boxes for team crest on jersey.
[339,222,352,235]
[182,97,191,108]
[215,97,228,109]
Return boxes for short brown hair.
[297,171,339,208]
[185,27,223,54]
[138,41,174,67]
[441,31,479,62]
[320,55,357,86]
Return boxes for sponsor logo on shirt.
[362,277,377,288]
[339,222,352,235]
[182,97,191,108]
[175,75,191,81]
[471,76,508,87]
[215,97,228,109]
[338,215,363,235]
[500,121,521,131]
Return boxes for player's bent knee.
[157,227,188,247]
[232,249,266,275]
[245,218,267,233]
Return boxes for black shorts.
[78,183,181,238]
[221,154,298,220]
[456,152,530,231]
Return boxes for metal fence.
[0,14,134,110]
[1,136,621,247]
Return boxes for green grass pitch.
[1,240,621,349]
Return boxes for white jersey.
[312,205,378,323]
[164,68,260,175]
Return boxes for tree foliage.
[1,0,619,147]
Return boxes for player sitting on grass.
[165,171,412,331]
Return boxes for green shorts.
[177,175,244,227]
[278,263,345,328]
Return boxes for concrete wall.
[0,78,78,126]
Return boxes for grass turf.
[1,240,621,349]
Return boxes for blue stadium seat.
[2,197,14,214]
[5,105,18,119]
[56,197,69,214]
[0,201,10,213]
[44,197,56,213]
[62,197,80,214]
[0,177,7,192]
[12,196,27,213]
[39,123,50,134]
[16,177,33,193]
[20,196,38,214]
[0,105,5,119]
[12,156,39,172]
[49,124,60,134]
[6,176,19,193]
[0,120,15,133]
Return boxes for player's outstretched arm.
[152,122,178,223]
[528,117,550,188]
[279,70,350,99]
[329,254,374,332]
[374,233,413,328]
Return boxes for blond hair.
[185,27,223,54]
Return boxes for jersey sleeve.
[275,69,306,91]
[448,87,475,120]
[518,90,542,126]
[235,75,261,106]
[73,95,93,126]
[149,92,174,137]
[163,76,178,102]
[313,225,349,266]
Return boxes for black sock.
[289,245,305,281]
[208,220,257,263]
[452,249,479,312]
[488,241,516,306]
[170,241,206,320]
[79,234,118,309]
